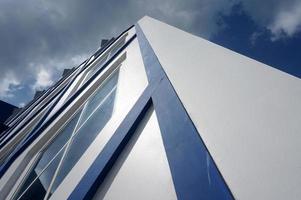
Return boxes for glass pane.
[85,55,108,82]
[109,37,126,57]
[34,110,81,173]
[14,109,82,199]
[0,96,55,147]
[14,148,65,200]
[48,71,119,195]
[78,70,119,128]
[0,95,63,165]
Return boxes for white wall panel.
[138,16,301,200]
[93,108,177,200]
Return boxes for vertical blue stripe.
[67,86,153,200]
[136,24,234,200]
[152,78,233,200]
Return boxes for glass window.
[48,39,149,200]
[33,111,82,173]
[109,37,126,58]
[0,96,60,165]
[14,148,65,200]
[12,111,82,200]
[48,71,119,196]
[80,70,118,126]
[81,35,125,86]
[83,55,108,85]
[14,70,119,200]
[14,38,149,200]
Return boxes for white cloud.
[137,0,301,41]
[29,53,87,92]
[19,102,26,107]
[54,54,88,71]
[268,1,301,40]
[32,67,54,91]
[133,0,237,38]
[0,71,20,98]
[240,0,301,41]
[1,0,301,105]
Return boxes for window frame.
[5,52,126,200]
[1,26,135,200]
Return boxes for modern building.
[0,16,301,200]
[0,101,19,133]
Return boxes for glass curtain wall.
[13,70,119,200]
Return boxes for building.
[0,16,301,200]
[0,101,19,134]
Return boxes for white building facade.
[0,16,301,200]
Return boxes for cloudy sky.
[0,0,301,106]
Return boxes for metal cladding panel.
[138,16,301,200]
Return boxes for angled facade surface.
[0,16,300,200]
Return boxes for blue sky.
[0,0,300,107]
